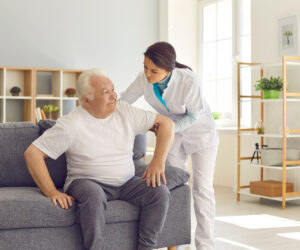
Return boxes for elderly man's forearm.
[24,146,57,197]
[153,117,174,163]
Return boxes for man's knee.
[74,181,107,209]
[151,184,170,206]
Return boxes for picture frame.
[278,15,299,56]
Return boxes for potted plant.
[64,88,76,97]
[43,104,59,120]
[255,120,264,134]
[10,86,21,96]
[212,112,221,120]
[255,76,283,99]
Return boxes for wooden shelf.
[238,189,300,201]
[238,132,300,138]
[239,98,300,103]
[0,66,84,123]
[240,163,300,170]
[36,97,60,100]
[237,56,300,209]
[6,96,32,100]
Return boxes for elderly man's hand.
[141,159,167,188]
[47,189,75,209]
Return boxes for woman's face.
[143,56,170,84]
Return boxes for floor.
[157,185,300,250]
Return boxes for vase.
[263,90,280,99]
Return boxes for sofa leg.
[168,247,176,250]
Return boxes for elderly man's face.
[86,75,117,118]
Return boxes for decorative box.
[250,180,294,197]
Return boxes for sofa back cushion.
[0,122,67,188]
[0,122,40,187]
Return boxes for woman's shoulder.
[136,70,147,81]
[173,68,200,85]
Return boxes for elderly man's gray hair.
[77,68,106,103]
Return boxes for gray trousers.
[66,176,170,250]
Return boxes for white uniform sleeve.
[185,76,205,114]
[32,121,71,160]
[174,112,199,132]
[120,102,156,135]
[119,71,145,104]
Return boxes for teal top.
[152,73,172,112]
[152,72,199,132]
[156,72,172,95]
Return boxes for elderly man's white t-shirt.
[33,101,156,191]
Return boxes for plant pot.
[263,90,280,99]
[47,112,58,120]
[11,93,20,96]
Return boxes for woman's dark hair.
[144,42,192,72]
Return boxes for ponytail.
[175,61,192,71]
[144,41,192,72]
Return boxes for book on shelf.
[40,109,46,119]
[35,107,42,122]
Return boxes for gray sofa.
[0,121,191,250]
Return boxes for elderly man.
[24,69,174,250]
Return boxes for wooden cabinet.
[0,66,83,123]
[237,56,300,209]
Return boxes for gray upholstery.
[134,160,190,190]
[0,122,66,188]
[0,186,190,250]
[0,121,191,249]
[0,122,39,187]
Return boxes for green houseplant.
[43,104,59,120]
[255,76,283,99]
[212,112,221,120]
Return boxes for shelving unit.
[0,66,84,123]
[237,56,300,209]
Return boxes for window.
[199,0,251,127]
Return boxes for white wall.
[252,0,300,63]
[250,0,300,191]
[0,0,158,94]
[212,0,300,189]
[159,0,198,72]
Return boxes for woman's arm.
[119,72,144,104]
[174,112,199,132]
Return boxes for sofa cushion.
[0,187,140,230]
[133,134,147,160]
[0,122,40,187]
[38,119,67,188]
[134,160,190,190]
[0,122,67,188]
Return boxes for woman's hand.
[142,159,167,188]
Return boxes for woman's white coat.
[120,68,218,153]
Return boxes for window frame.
[198,0,249,128]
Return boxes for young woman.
[119,42,218,250]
